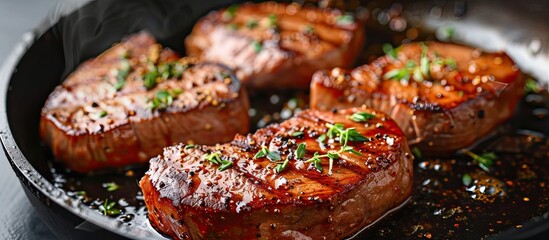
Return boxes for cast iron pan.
[1,0,548,239]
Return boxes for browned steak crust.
[185,2,365,89]
[40,32,249,173]
[311,42,524,156]
[140,107,413,239]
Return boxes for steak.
[310,42,524,156]
[140,107,413,239]
[185,2,365,89]
[40,32,249,173]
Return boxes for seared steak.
[140,107,413,239]
[311,42,524,156]
[40,32,249,173]
[185,2,365,89]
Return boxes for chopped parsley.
[98,110,107,118]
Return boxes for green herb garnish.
[99,110,107,118]
[462,173,472,186]
[295,143,306,159]
[113,58,130,91]
[103,182,120,192]
[218,160,233,171]
[246,19,258,29]
[101,199,121,216]
[420,43,430,78]
[291,131,304,137]
[348,112,376,122]
[462,149,496,172]
[305,123,366,174]
[149,90,173,110]
[204,152,233,171]
[254,146,281,161]
[267,14,278,29]
[458,91,464,97]
[184,144,195,149]
[303,25,314,34]
[205,152,222,164]
[252,40,263,53]
[223,4,238,20]
[275,158,290,173]
[227,23,238,30]
[525,78,541,94]
[336,13,354,25]
[144,69,159,90]
[412,147,422,159]
[382,43,398,59]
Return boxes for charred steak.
[40,32,249,173]
[310,42,524,156]
[185,2,365,89]
[140,107,413,239]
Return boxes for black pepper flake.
[478,110,485,119]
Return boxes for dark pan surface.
[1,0,549,239]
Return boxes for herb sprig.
[348,112,376,122]
[306,122,367,174]
[461,149,496,172]
[103,182,120,192]
[101,199,121,216]
[204,152,233,171]
[383,43,458,83]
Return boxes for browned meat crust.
[40,32,250,173]
[185,2,365,89]
[310,42,524,156]
[140,107,413,239]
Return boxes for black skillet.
[1,0,548,239]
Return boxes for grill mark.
[230,157,288,199]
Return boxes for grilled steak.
[310,42,524,156]
[40,32,249,173]
[140,107,413,239]
[185,2,365,89]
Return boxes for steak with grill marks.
[40,32,249,173]
[185,2,365,89]
[310,42,524,156]
[140,107,413,239]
